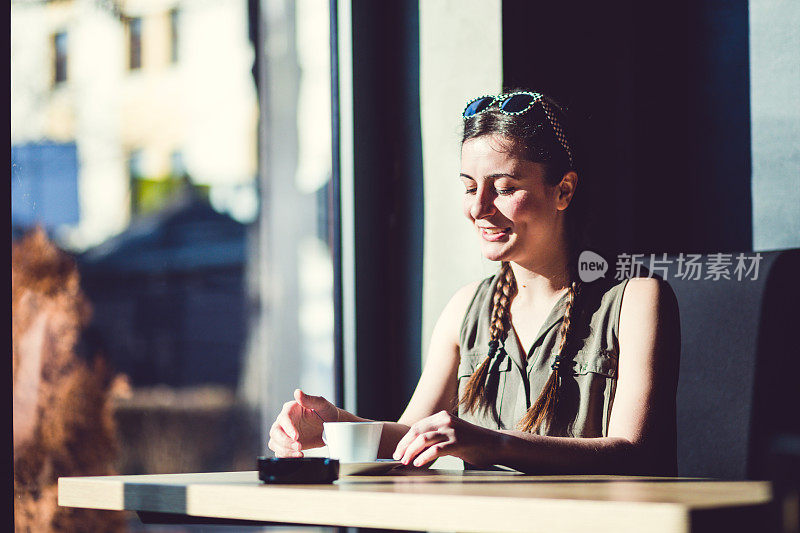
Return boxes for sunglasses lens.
[463,97,494,118]
[500,93,537,113]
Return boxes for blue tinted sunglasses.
[462,91,544,118]
[462,91,574,168]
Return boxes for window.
[128,149,143,213]
[169,8,179,64]
[13,1,265,518]
[128,149,144,180]
[170,150,185,178]
[128,17,142,70]
[54,32,67,84]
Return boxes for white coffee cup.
[322,422,383,463]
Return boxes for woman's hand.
[268,389,339,457]
[392,410,501,468]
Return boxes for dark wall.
[350,0,423,420]
[502,0,751,255]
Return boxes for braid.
[516,279,581,433]
[459,262,517,414]
[489,262,517,340]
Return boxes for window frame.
[127,16,143,71]
[53,31,68,85]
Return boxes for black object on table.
[257,456,339,484]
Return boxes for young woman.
[268,91,680,475]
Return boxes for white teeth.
[482,227,506,234]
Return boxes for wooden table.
[58,467,775,532]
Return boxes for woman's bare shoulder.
[434,278,489,341]
[620,277,679,318]
[617,276,680,362]
[450,279,485,309]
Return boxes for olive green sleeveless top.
[457,272,630,437]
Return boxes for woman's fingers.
[270,393,333,456]
[270,421,299,450]
[268,441,304,458]
[410,441,447,467]
[277,402,302,440]
[393,412,453,460]
[295,389,339,423]
[399,430,448,466]
[392,431,414,460]
[268,429,302,456]
[275,400,327,449]
[268,421,304,457]
[393,420,434,460]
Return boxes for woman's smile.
[477,225,511,241]
[460,134,564,263]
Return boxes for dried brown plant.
[13,228,127,532]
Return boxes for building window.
[128,149,144,180]
[169,8,180,64]
[170,150,185,178]
[54,32,67,84]
[128,17,142,70]
[128,149,144,213]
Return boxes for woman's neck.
[509,252,572,305]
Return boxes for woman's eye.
[496,188,515,196]
[464,187,477,195]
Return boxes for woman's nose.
[470,186,496,219]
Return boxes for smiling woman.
[459,136,574,269]
[268,90,680,476]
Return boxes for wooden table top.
[58,468,774,533]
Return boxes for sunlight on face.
[459,134,564,266]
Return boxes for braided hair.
[458,261,517,414]
[458,90,586,433]
[516,275,581,433]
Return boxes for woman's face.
[460,134,568,266]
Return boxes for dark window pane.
[128,17,142,70]
[54,32,67,83]
[128,149,144,179]
[170,150,185,178]
[169,9,179,64]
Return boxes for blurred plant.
[13,227,128,532]
[132,173,210,216]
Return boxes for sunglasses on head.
[462,91,574,168]
[462,91,544,119]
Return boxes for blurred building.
[11,141,81,236]
[11,0,258,250]
[77,190,247,387]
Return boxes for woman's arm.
[269,281,479,458]
[346,280,479,458]
[395,277,681,475]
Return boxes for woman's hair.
[457,90,585,433]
